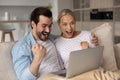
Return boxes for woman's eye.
[71,22,75,25]
[63,23,67,26]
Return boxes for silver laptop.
[53,46,104,78]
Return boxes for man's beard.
[37,31,50,41]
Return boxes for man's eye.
[49,25,52,28]
[42,25,46,28]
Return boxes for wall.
[0,0,53,42]
[51,0,72,21]
[115,22,120,36]
[57,0,73,12]
[0,0,50,6]
[90,0,113,8]
[72,0,120,36]
[50,0,73,35]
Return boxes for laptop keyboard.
[58,72,66,77]
[52,69,66,77]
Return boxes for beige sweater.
[37,69,120,80]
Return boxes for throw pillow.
[114,43,120,69]
[91,23,118,71]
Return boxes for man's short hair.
[30,7,52,25]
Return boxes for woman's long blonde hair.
[57,9,76,25]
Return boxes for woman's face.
[59,14,76,38]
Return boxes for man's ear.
[31,21,36,28]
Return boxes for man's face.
[32,15,52,41]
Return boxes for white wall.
[90,0,113,8]
[0,0,51,6]
[0,0,58,41]
[50,0,58,22]
[50,0,73,35]
[115,22,120,36]
[51,0,73,22]
[57,0,73,12]
[76,21,114,30]
[0,6,35,42]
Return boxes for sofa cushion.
[37,69,120,80]
[91,23,118,71]
[114,43,120,69]
[0,42,17,80]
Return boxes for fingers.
[91,33,99,46]
[81,41,89,49]
[91,32,96,38]
[32,44,46,56]
[32,44,42,50]
[32,44,41,52]
[91,33,98,40]
[32,44,46,63]
[32,44,44,50]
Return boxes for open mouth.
[42,32,49,37]
[37,32,50,41]
[66,30,73,35]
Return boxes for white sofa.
[0,42,120,80]
[0,23,120,80]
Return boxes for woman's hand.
[81,41,89,49]
[91,33,99,46]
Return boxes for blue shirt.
[12,32,59,80]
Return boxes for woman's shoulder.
[80,30,91,35]
[54,36,62,43]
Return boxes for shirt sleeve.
[12,44,37,80]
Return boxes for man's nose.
[45,27,50,32]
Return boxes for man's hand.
[91,33,99,46]
[30,44,46,76]
[32,44,46,63]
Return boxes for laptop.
[53,46,104,78]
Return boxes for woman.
[54,9,96,69]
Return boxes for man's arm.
[12,45,37,80]
[30,44,46,76]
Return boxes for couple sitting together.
[12,7,118,80]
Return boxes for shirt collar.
[27,32,37,45]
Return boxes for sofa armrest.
[0,42,17,80]
[114,43,120,69]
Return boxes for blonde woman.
[54,9,97,69]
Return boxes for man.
[12,7,61,80]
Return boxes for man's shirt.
[12,32,61,80]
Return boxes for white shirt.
[54,31,95,69]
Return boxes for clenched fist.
[81,41,89,49]
[32,44,46,63]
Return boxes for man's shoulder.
[12,38,32,57]
[12,37,31,51]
